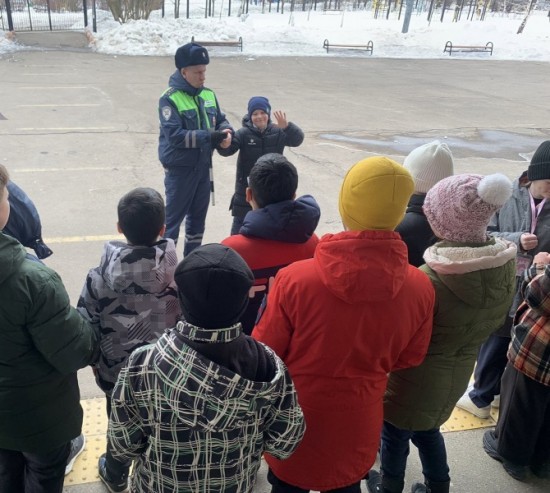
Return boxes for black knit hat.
[527,141,550,181]
[175,43,210,69]
[248,96,271,119]
[174,244,254,329]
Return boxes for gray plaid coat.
[108,321,305,493]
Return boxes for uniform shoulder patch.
[161,106,172,121]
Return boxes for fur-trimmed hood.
[423,237,516,275]
[423,237,516,307]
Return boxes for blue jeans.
[469,331,511,407]
[380,421,450,485]
[0,442,70,493]
[164,166,211,256]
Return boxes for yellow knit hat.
[338,156,414,231]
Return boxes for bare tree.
[517,0,537,33]
[107,0,162,23]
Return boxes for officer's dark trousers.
[164,165,210,256]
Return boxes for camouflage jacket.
[77,239,181,395]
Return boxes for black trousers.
[267,469,361,493]
[495,363,550,467]
[0,442,70,493]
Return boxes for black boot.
[366,470,404,493]
[425,479,450,493]
[381,475,405,493]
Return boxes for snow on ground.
[1,4,550,61]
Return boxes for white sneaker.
[456,393,490,419]
[491,394,500,409]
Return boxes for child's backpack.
[4,181,53,259]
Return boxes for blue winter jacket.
[240,195,320,243]
[158,70,232,169]
[223,196,321,334]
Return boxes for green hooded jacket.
[0,233,99,452]
[384,238,516,431]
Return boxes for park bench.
[190,36,243,52]
[323,39,373,55]
[444,41,493,56]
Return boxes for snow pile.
[1,5,550,60]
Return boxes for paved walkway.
[64,396,511,492]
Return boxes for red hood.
[314,230,409,303]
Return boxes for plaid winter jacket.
[509,264,550,386]
[77,239,181,395]
[108,321,305,493]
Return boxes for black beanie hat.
[175,43,210,70]
[527,140,550,181]
[174,244,254,329]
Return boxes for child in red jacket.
[253,156,435,492]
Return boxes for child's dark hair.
[0,164,9,201]
[248,153,298,208]
[118,187,165,246]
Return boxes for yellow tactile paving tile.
[440,406,499,432]
[65,397,500,485]
[65,397,107,486]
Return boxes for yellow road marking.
[19,86,91,90]
[44,234,124,244]
[22,73,77,76]
[15,127,118,131]
[15,166,136,173]
[17,104,101,108]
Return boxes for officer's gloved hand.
[210,130,227,148]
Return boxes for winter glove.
[210,130,227,148]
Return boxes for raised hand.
[273,110,288,129]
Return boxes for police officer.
[158,43,233,256]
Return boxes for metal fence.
[0,0,542,32]
[0,0,88,31]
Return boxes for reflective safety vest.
[164,88,218,130]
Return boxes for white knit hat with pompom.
[423,173,512,243]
